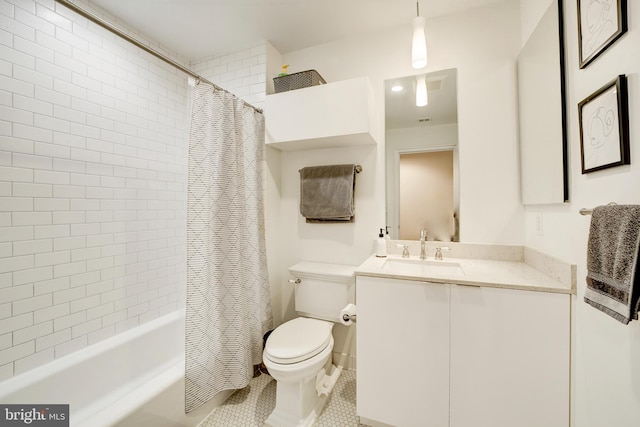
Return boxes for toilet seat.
[264,317,333,365]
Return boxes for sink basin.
[381,258,464,277]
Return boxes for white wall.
[0,0,189,379]
[520,0,553,46]
[387,124,458,151]
[274,0,523,317]
[263,42,283,326]
[523,1,640,426]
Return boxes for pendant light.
[416,75,428,107]
[412,1,427,69]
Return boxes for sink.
[381,258,464,277]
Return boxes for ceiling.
[87,0,507,61]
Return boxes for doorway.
[398,150,457,241]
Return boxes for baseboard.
[332,351,356,370]
[358,416,395,427]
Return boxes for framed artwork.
[578,75,629,174]
[578,0,627,68]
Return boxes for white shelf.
[264,76,378,151]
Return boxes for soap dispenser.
[385,226,391,240]
[375,228,387,258]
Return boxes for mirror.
[517,0,568,204]
[385,68,459,241]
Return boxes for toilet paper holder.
[342,313,356,323]
[340,303,357,325]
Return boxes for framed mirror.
[517,0,569,204]
[385,68,459,241]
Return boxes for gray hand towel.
[299,164,357,222]
[584,205,640,324]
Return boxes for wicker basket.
[273,70,326,93]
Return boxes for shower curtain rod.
[54,0,263,114]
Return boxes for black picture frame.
[578,0,627,69]
[578,75,629,174]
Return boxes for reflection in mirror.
[518,0,568,204]
[385,68,459,241]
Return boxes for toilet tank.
[288,262,357,322]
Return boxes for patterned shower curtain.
[185,83,273,413]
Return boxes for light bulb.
[416,76,428,107]
[412,16,427,69]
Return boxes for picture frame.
[578,0,627,69]
[578,75,629,174]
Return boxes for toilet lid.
[264,318,333,365]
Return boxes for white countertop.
[356,254,575,294]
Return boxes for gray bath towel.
[584,205,640,324]
[299,164,357,222]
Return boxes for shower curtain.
[185,83,273,413]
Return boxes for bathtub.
[0,310,232,427]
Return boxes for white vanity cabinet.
[356,276,450,427]
[449,284,570,427]
[356,276,571,427]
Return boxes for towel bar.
[579,202,617,215]
[298,164,362,173]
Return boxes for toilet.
[263,261,356,427]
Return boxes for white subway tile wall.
[0,0,198,379]
[1,0,268,380]
[192,41,267,109]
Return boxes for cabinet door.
[356,276,450,427]
[450,284,570,427]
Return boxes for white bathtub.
[0,310,231,427]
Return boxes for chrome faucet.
[435,246,450,261]
[395,244,411,258]
[419,229,428,260]
[402,245,410,258]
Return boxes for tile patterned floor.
[197,368,367,426]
